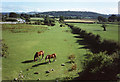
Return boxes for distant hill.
[40,11,109,19]
[1,12,10,15]
[1,11,110,19]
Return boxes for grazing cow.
[45,53,56,64]
[34,51,44,62]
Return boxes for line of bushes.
[66,24,120,55]
[66,23,120,80]
[76,52,120,80]
[26,20,55,26]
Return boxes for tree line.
[66,24,120,80]
[98,14,120,22]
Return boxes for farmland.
[2,21,119,80]
[29,17,44,23]
[30,17,44,21]
[64,19,97,23]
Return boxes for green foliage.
[82,52,113,73]
[60,24,66,27]
[9,12,19,18]
[98,16,107,22]
[69,23,119,54]
[41,11,108,19]
[20,14,30,22]
[70,23,118,41]
[44,15,50,25]
[108,14,117,22]
[43,15,55,26]
[117,16,120,22]
[2,14,9,22]
[71,64,77,71]
[34,20,42,25]
[5,18,17,22]
[68,54,75,63]
[101,24,107,31]
[59,16,64,22]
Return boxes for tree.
[101,23,107,31]
[9,12,19,18]
[20,13,30,22]
[59,16,64,22]
[98,16,107,22]
[44,15,50,25]
[43,15,55,26]
[2,14,9,21]
[83,53,113,73]
[108,15,117,22]
[117,16,120,22]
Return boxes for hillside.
[40,11,109,19]
[1,11,109,19]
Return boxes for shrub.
[71,64,77,70]
[69,23,120,55]
[71,27,81,34]
[68,64,77,71]
[43,16,55,26]
[68,54,75,63]
[82,52,113,73]
[100,40,120,55]
[50,22,55,26]
[68,24,74,28]
[79,52,120,80]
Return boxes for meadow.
[30,17,44,21]
[2,22,85,80]
[29,17,44,23]
[2,22,119,80]
[70,23,118,41]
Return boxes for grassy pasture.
[30,17,44,23]
[30,17,44,21]
[70,23,118,41]
[2,23,86,80]
[2,22,119,80]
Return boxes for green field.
[2,23,86,80]
[2,22,119,80]
[30,17,44,23]
[70,23,118,41]
[30,17,44,21]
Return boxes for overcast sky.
[1,0,120,14]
